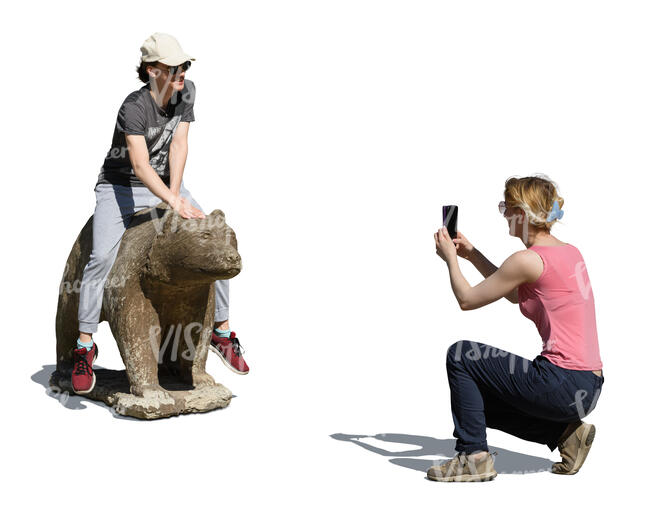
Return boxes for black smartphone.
[442,205,458,239]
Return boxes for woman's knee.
[447,340,473,364]
[447,340,494,368]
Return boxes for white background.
[3,0,648,514]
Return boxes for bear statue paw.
[131,384,173,402]
[192,372,217,388]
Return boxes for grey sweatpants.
[77,181,229,334]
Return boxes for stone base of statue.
[49,366,232,419]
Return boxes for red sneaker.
[210,331,249,375]
[72,343,99,394]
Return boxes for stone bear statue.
[50,202,242,419]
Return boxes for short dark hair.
[136,60,156,84]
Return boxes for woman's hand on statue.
[179,197,206,219]
[452,230,475,261]
[170,195,205,219]
[434,226,458,263]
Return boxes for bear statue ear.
[208,209,226,229]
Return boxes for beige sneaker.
[427,451,498,482]
[552,421,596,475]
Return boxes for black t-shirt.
[95,79,196,188]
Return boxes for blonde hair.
[503,174,564,231]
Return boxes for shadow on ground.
[331,433,553,475]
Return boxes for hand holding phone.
[442,205,458,239]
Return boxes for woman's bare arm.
[451,251,539,310]
[469,248,519,304]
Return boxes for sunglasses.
[498,201,509,216]
[153,61,192,76]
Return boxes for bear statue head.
[144,206,242,286]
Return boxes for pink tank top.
[518,244,603,370]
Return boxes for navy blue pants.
[446,340,605,454]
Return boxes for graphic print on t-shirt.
[146,114,182,174]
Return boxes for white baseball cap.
[140,32,195,65]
